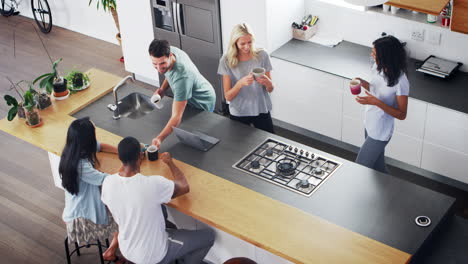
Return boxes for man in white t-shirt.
[101,137,215,264]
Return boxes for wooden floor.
[0,15,127,263]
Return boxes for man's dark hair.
[149,39,171,58]
[118,137,141,169]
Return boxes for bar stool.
[64,236,110,264]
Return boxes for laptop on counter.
[173,127,220,151]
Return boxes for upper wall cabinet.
[386,0,450,15]
[452,0,468,34]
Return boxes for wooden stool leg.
[74,242,81,256]
[64,237,72,264]
[97,239,105,264]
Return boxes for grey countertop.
[271,39,468,115]
[74,84,455,255]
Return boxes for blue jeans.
[355,131,390,174]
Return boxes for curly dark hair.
[148,39,171,58]
[373,35,407,87]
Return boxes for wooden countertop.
[0,68,411,264]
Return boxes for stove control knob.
[294,147,298,152]
[305,152,309,157]
[288,146,292,151]
[300,150,304,155]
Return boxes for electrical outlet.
[427,30,441,45]
[411,28,425,41]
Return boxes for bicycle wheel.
[31,0,52,33]
[0,0,15,17]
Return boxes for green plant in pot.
[23,89,42,127]
[88,0,122,60]
[3,77,26,119]
[66,70,90,93]
[33,58,69,100]
[18,80,51,110]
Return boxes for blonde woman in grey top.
[217,23,275,133]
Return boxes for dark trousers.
[230,112,274,133]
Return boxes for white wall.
[18,0,119,45]
[220,0,268,52]
[305,0,468,71]
[266,0,305,52]
[220,0,304,54]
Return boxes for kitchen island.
[0,69,455,264]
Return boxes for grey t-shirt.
[217,50,273,117]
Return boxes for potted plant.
[66,70,90,93]
[3,78,27,119]
[23,89,42,127]
[17,80,52,110]
[88,0,123,61]
[33,58,69,100]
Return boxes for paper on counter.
[308,33,343,47]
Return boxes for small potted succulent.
[33,58,69,100]
[23,89,42,127]
[66,70,90,93]
[17,80,51,110]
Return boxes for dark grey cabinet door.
[178,0,223,112]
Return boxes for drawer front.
[271,58,344,140]
[386,132,423,167]
[342,116,365,147]
[421,142,468,184]
[394,98,427,139]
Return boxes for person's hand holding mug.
[237,74,254,87]
[151,137,162,149]
[154,87,165,98]
[256,74,272,87]
[354,77,369,90]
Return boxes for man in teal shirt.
[148,39,216,148]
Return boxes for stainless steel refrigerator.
[150,0,224,113]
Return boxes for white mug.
[151,94,164,109]
[251,67,265,80]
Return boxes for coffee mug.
[251,67,265,80]
[147,145,159,161]
[349,79,361,95]
[150,94,164,109]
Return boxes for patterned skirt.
[66,214,118,245]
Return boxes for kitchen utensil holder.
[292,25,317,41]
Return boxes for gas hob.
[233,138,342,197]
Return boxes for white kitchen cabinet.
[48,152,63,190]
[271,58,344,140]
[116,0,159,86]
[424,104,468,155]
[421,142,468,184]
[342,116,365,147]
[386,132,423,167]
[394,98,427,140]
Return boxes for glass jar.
[25,107,41,127]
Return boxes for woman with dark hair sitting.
[60,117,123,263]
[353,35,409,173]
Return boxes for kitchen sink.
[113,92,155,119]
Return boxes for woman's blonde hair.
[226,23,261,68]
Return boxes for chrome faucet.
[110,75,134,120]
